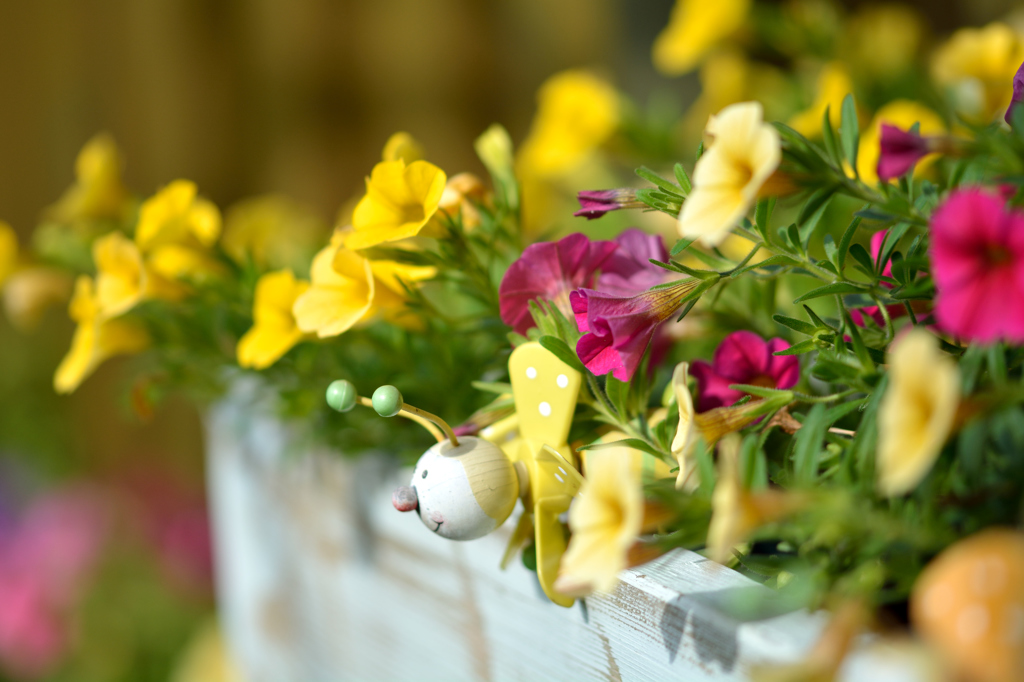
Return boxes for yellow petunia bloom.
[54,276,149,394]
[516,70,619,178]
[932,22,1024,123]
[381,131,424,164]
[50,133,130,222]
[346,159,447,251]
[93,231,183,318]
[856,100,946,185]
[292,235,436,338]
[787,62,855,138]
[135,180,221,252]
[652,0,751,77]
[678,101,780,247]
[221,195,327,272]
[237,270,310,370]
[3,267,74,331]
[555,450,643,595]
[877,329,960,497]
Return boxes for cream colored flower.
[877,329,960,497]
[652,0,751,76]
[3,267,74,331]
[555,450,643,595]
[932,22,1024,123]
[678,102,780,247]
[671,362,698,490]
[787,62,855,138]
[856,100,946,184]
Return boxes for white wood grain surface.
[205,391,932,682]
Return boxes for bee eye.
[421,469,428,479]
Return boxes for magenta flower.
[573,189,644,220]
[571,278,700,382]
[930,189,1024,343]
[877,125,936,181]
[499,233,617,335]
[1005,59,1024,125]
[598,228,670,296]
[690,331,799,412]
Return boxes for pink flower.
[1005,59,1024,125]
[930,189,1024,342]
[597,228,670,296]
[690,331,799,412]
[573,189,643,220]
[572,278,700,382]
[499,233,616,335]
[877,125,935,181]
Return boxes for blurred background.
[0,0,1020,679]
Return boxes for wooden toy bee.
[326,341,584,607]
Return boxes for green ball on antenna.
[372,385,404,417]
[326,380,357,413]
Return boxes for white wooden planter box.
[205,392,931,682]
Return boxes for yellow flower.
[652,0,751,76]
[292,235,435,338]
[555,449,643,595]
[932,22,1024,123]
[706,435,801,563]
[346,159,447,251]
[54,276,149,394]
[517,70,619,178]
[237,270,310,370]
[856,100,946,185]
[787,62,855,138]
[381,131,424,164]
[678,101,780,247]
[0,221,17,287]
[50,133,130,222]
[221,195,327,272]
[93,232,183,318]
[135,180,221,252]
[3,267,74,331]
[843,5,923,81]
[877,329,960,497]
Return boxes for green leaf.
[730,254,799,278]
[577,438,663,458]
[774,339,818,356]
[839,94,860,175]
[662,260,720,280]
[823,234,839,271]
[843,311,877,369]
[793,282,865,303]
[740,435,761,490]
[471,381,513,395]
[685,248,734,270]
[793,403,827,486]
[785,223,804,255]
[674,163,692,194]
[754,197,775,242]
[802,304,836,330]
[877,222,910,274]
[670,236,697,256]
[636,166,683,195]
[836,216,862,273]
[605,375,630,419]
[695,439,716,498]
[848,243,875,276]
[538,336,585,373]
[773,314,818,336]
[820,105,843,165]
[822,399,867,426]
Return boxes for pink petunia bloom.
[573,189,644,220]
[690,331,799,412]
[597,228,670,296]
[930,189,1024,342]
[571,278,701,382]
[1005,59,1024,125]
[877,125,935,181]
[499,233,617,335]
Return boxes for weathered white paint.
[205,391,933,682]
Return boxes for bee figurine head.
[326,381,520,541]
[393,436,519,540]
